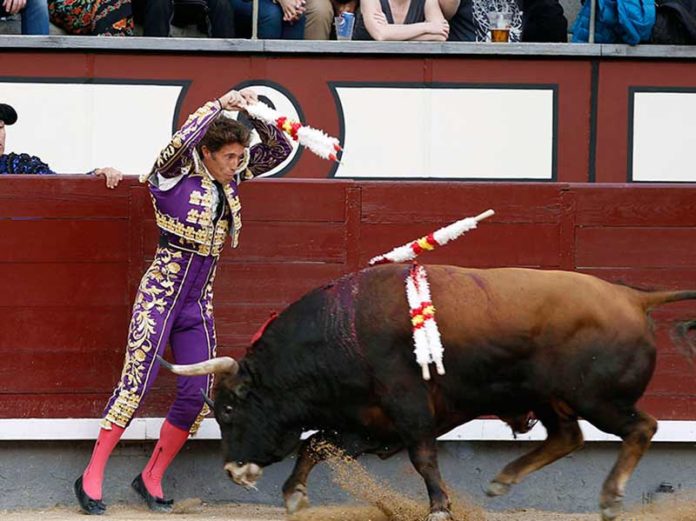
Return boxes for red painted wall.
[2,52,591,180]
[1,177,695,420]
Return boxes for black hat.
[0,103,18,125]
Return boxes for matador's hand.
[218,89,247,112]
[239,87,258,106]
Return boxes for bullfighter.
[74,87,292,515]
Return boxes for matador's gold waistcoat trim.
[151,169,242,257]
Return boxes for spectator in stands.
[132,0,235,37]
[304,0,356,39]
[439,0,475,40]
[521,0,567,42]
[352,0,449,40]
[48,0,134,35]
[0,0,49,34]
[231,0,306,38]
[0,103,123,188]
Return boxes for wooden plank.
[0,176,129,218]
[0,307,128,351]
[0,393,177,419]
[0,220,128,263]
[576,227,696,268]
[214,304,294,348]
[240,180,349,222]
[558,189,577,270]
[129,186,147,305]
[0,349,129,392]
[212,263,348,305]
[358,223,560,268]
[639,395,696,420]
[574,186,696,226]
[578,268,696,291]
[648,355,696,395]
[360,183,563,224]
[0,347,185,393]
[0,263,129,307]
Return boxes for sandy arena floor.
[4,501,696,521]
[3,452,694,520]
[0,504,600,521]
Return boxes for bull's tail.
[635,290,696,360]
[637,290,696,310]
[672,320,696,360]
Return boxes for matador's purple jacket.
[102,100,292,434]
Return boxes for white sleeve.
[156,171,186,192]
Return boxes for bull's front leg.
[408,439,453,521]
[282,431,370,514]
[282,434,324,514]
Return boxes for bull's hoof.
[284,485,310,514]
[485,480,511,497]
[600,497,624,521]
[425,511,454,521]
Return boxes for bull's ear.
[233,382,249,399]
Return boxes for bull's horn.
[200,388,215,409]
[156,354,239,376]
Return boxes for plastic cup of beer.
[487,11,512,42]
[334,12,355,40]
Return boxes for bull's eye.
[224,405,233,414]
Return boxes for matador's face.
[202,142,247,185]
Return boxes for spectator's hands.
[94,167,123,189]
[218,89,247,112]
[3,0,27,15]
[278,0,299,22]
[428,19,449,39]
[292,0,307,21]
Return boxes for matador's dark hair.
[197,117,251,154]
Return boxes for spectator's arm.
[438,0,459,20]
[92,167,124,189]
[146,100,223,181]
[244,119,293,179]
[361,0,448,41]
[410,0,449,40]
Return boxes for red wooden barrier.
[1,177,695,420]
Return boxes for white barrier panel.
[333,86,555,180]
[632,91,696,182]
[0,82,184,175]
[2,418,695,442]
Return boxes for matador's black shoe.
[131,474,174,513]
[74,475,106,515]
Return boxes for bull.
[159,264,696,521]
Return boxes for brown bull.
[160,265,696,521]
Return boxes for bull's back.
[356,264,648,349]
[354,265,655,403]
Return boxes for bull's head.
[156,355,301,490]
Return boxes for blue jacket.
[572,0,655,44]
[0,153,53,174]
